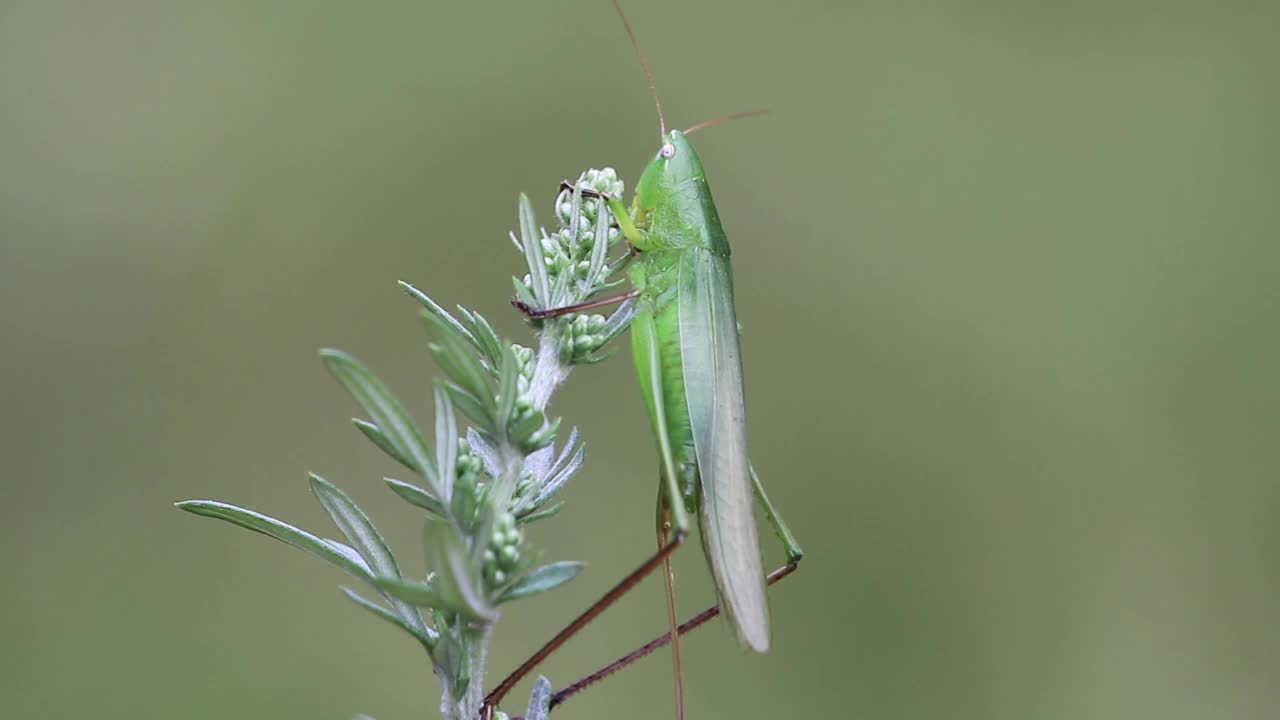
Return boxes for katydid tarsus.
[481,2,803,718]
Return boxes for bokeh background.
[3,1,1278,718]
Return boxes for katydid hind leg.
[634,305,692,719]
[657,504,685,720]
[480,529,685,719]
[540,563,803,714]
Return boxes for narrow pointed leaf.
[352,418,415,471]
[512,277,539,310]
[424,314,492,412]
[319,350,438,492]
[309,474,400,579]
[534,444,583,505]
[430,521,496,620]
[599,298,637,346]
[442,382,493,435]
[458,306,505,370]
[372,576,445,609]
[466,428,500,478]
[385,478,446,517]
[539,428,579,483]
[495,347,519,433]
[432,384,458,501]
[321,538,372,574]
[176,500,371,581]
[400,280,479,350]
[340,587,437,648]
[586,194,611,288]
[498,561,584,604]
[519,194,550,304]
[309,475,434,638]
[518,501,564,524]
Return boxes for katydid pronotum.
[481,3,804,718]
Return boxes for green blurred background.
[3,1,1277,718]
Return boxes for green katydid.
[482,3,803,718]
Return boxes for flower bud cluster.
[517,168,626,303]
[482,512,523,589]
[448,438,486,531]
[562,313,610,363]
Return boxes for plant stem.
[444,328,575,718]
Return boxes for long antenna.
[612,0,666,138]
[684,108,769,136]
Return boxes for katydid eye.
[660,143,676,158]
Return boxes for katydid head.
[633,129,707,214]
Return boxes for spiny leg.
[657,503,685,720]
[535,467,803,715]
[512,289,640,321]
[506,562,802,718]
[750,464,804,564]
[630,300,694,720]
[480,528,687,720]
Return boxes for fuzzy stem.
[443,331,573,719]
[528,331,571,411]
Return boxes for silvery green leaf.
[517,501,564,525]
[533,444,583,506]
[372,576,444,609]
[352,418,415,471]
[385,478,446,517]
[442,382,492,434]
[524,676,553,720]
[551,428,580,475]
[309,475,433,638]
[567,180,582,246]
[430,521,496,621]
[432,384,458,501]
[309,474,401,579]
[340,587,436,649]
[512,276,539,311]
[319,349,438,493]
[456,306,505,370]
[495,347,519,433]
[321,539,372,574]
[548,249,573,308]
[498,561,584,604]
[522,444,555,485]
[586,194,611,289]
[176,500,371,582]
[518,194,550,305]
[466,428,500,478]
[599,298,637,346]
[424,314,493,416]
[400,280,479,351]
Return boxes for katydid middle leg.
[512,289,639,321]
